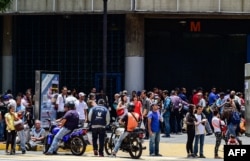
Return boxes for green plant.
[0,0,12,12]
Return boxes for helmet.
[65,101,75,109]
[127,102,135,112]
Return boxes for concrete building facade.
[1,0,249,98]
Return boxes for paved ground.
[0,151,210,161]
[0,132,249,161]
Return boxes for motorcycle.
[104,122,145,159]
[43,119,90,156]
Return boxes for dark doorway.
[95,73,122,105]
[145,19,247,93]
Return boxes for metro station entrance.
[145,19,247,92]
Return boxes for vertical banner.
[39,71,60,128]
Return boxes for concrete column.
[247,35,250,63]
[125,14,144,94]
[245,63,250,137]
[2,16,13,93]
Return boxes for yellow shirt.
[5,112,17,131]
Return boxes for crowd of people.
[0,86,246,159]
[0,89,45,154]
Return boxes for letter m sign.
[190,21,201,32]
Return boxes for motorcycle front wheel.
[70,136,86,156]
[128,138,143,159]
[104,137,113,155]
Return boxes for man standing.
[211,110,223,159]
[141,90,151,139]
[148,103,162,156]
[88,99,110,157]
[162,90,171,138]
[16,95,26,154]
[197,92,213,135]
[194,105,207,158]
[170,90,189,135]
[75,92,88,127]
[55,86,68,119]
[65,90,77,103]
[45,101,79,155]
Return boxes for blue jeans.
[163,115,170,136]
[226,123,237,139]
[0,120,4,140]
[47,127,71,153]
[194,134,205,156]
[149,131,160,155]
[17,130,26,151]
[113,131,129,153]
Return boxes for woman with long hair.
[185,104,197,158]
[131,95,142,118]
[116,94,128,119]
[5,103,18,155]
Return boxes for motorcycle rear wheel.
[128,138,142,159]
[70,136,86,156]
[104,137,113,155]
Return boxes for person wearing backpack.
[111,102,139,157]
[224,99,242,145]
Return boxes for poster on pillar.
[38,71,60,128]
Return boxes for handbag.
[116,108,124,116]
[14,119,24,131]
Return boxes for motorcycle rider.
[88,99,110,157]
[111,102,140,157]
[44,101,79,155]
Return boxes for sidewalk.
[1,133,249,159]
[0,140,222,158]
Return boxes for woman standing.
[185,104,197,158]
[5,103,18,155]
[116,94,128,119]
[131,95,142,118]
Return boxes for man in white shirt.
[194,105,206,158]
[55,86,68,119]
[65,90,77,103]
[197,92,213,135]
[21,91,32,108]
[75,92,88,127]
[211,110,223,159]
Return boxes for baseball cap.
[151,102,158,107]
[3,95,9,100]
[79,92,86,97]
[197,92,203,96]
[7,94,13,99]
[122,90,128,95]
